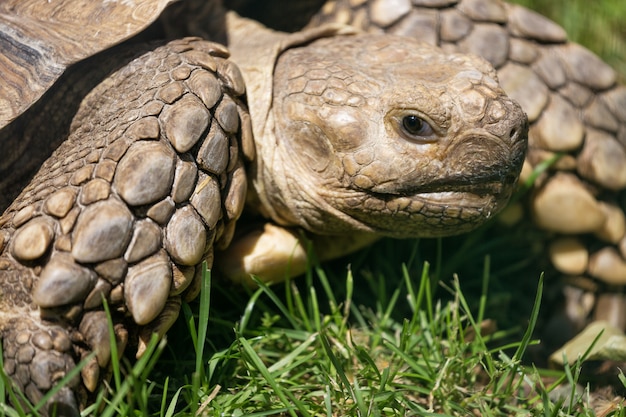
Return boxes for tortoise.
[0,0,623,414]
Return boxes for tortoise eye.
[401,115,433,137]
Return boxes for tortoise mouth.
[343,176,517,238]
[412,188,505,207]
[363,169,519,202]
[390,187,509,219]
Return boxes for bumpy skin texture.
[310,3,626,205]
[261,34,526,237]
[0,37,248,413]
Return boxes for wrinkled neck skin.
[254,116,375,233]
[226,12,528,239]
[226,12,367,233]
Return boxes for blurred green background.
[509,0,626,80]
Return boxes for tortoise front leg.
[0,37,249,414]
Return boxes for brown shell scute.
[0,0,178,128]
[0,37,250,405]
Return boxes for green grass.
[180,260,559,416]
[2,250,624,416]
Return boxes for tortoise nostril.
[508,121,528,144]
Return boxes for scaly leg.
[0,37,250,414]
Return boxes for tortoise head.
[252,33,528,238]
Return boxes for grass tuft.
[0,252,622,416]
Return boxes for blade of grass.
[413,261,432,320]
[100,333,165,417]
[238,336,308,417]
[512,273,544,362]
[266,333,317,373]
[477,255,490,324]
[190,264,212,415]
[319,331,356,403]
[340,268,354,335]
[102,298,121,391]
[251,276,300,329]
[196,264,211,377]
[164,384,184,417]
[315,266,338,315]
[290,281,312,332]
